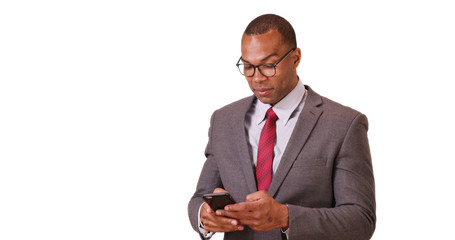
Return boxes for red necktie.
[256,108,278,192]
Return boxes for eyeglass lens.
[240,64,275,77]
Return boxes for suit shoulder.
[214,95,254,116]
[207,96,254,132]
[321,96,361,114]
[306,86,364,119]
[317,94,366,125]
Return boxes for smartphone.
[202,192,235,211]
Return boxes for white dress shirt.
[199,80,307,239]
[245,80,307,174]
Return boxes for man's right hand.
[200,188,244,232]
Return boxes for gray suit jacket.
[188,86,376,240]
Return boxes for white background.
[1,0,454,239]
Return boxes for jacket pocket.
[292,156,327,167]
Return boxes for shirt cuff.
[281,203,290,239]
[281,227,290,239]
[198,202,215,239]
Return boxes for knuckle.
[251,222,261,230]
[201,211,210,219]
[223,218,231,224]
[253,212,262,220]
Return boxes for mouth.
[255,88,273,96]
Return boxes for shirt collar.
[256,79,306,126]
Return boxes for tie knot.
[266,108,278,122]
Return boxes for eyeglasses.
[236,48,296,77]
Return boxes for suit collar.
[234,96,259,193]
[268,85,324,197]
[301,85,323,108]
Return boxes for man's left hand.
[215,190,289,232]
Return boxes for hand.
[200,188,244,232]
[216,190,289,232]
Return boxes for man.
[188,14,375,240]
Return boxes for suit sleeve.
[287,113,376,240]
[188,111,224,233]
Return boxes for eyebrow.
[242,53,279,64]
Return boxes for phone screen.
[202,193,235,211]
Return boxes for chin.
[256,96,275,105]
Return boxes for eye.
[261,64,275,69]
[243,64,254,70]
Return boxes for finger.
[206,223,244,233]
[202,203,213,214]
[224,201,256,212]
[219,204,258,221]
[203,215,244,232]
[202,206,239,225]
[219,207,266,229]
[213,188,228,193]
[218,210,259,227]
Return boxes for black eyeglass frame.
[236,48,296,77]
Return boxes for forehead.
[241,30,286,63]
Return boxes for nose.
[252,67,266,83]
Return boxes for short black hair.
[244,14,297,48]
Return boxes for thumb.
[246,190,268,202]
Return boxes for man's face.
[241,30,301,106]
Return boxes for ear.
[293,48,302,68]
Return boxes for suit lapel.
[234,96,258,194]
[268,87,323,197]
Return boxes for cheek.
[280,69,295,87]
[246,79,254,89]
[273,75,288,91]
[273,76,294,97]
